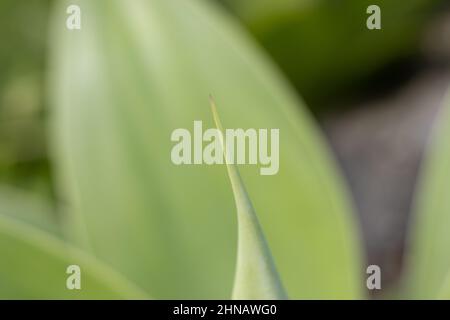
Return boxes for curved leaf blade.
[404,89,450,298]
[210,98,287,299]
[50,0,363,299]
[0,185,60,236]
[0,213,149,299]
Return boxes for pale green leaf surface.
[211,98,287,300]
[404,90,450,299]
[0,213,148,299]
[0,185,60,236]
[50,0,363,299]
[437,272,450,299]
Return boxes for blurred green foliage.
[218,0,442,107]
[0,0,443,195]
[49,0,362,299]
[0,0,53,198]
[0,210,147,299]
[0,0,449,300]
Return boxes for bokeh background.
[1,0,450,297]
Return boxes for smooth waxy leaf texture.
[50,0,362,298]
[210,98,287,300]
[0,211,147,299]
[404,90,450,298]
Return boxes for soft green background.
[0,0,448,300]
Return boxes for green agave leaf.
[210,98,287,300]
[437,272,450,299]
[0,212,148,299]
[50,0,362,299]
[404,90,450,299]
[0,185,60,236]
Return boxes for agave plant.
[0,0,449,300]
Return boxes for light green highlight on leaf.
[0,213,149,299]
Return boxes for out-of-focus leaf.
[404,90,450,298]
[210,98,287,300]
[218,0,441,107]
[0,185,59,235]
[50,0,363,299]
[0,0,54,197]
[0,213,148,299]
[437,272,450,299]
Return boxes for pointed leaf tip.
[209,98,287,300]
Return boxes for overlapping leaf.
[210,98,287,299]
[404,90,450,299]
[0,185,59,235]
[50,0,362,299]
[0,208,147,299]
